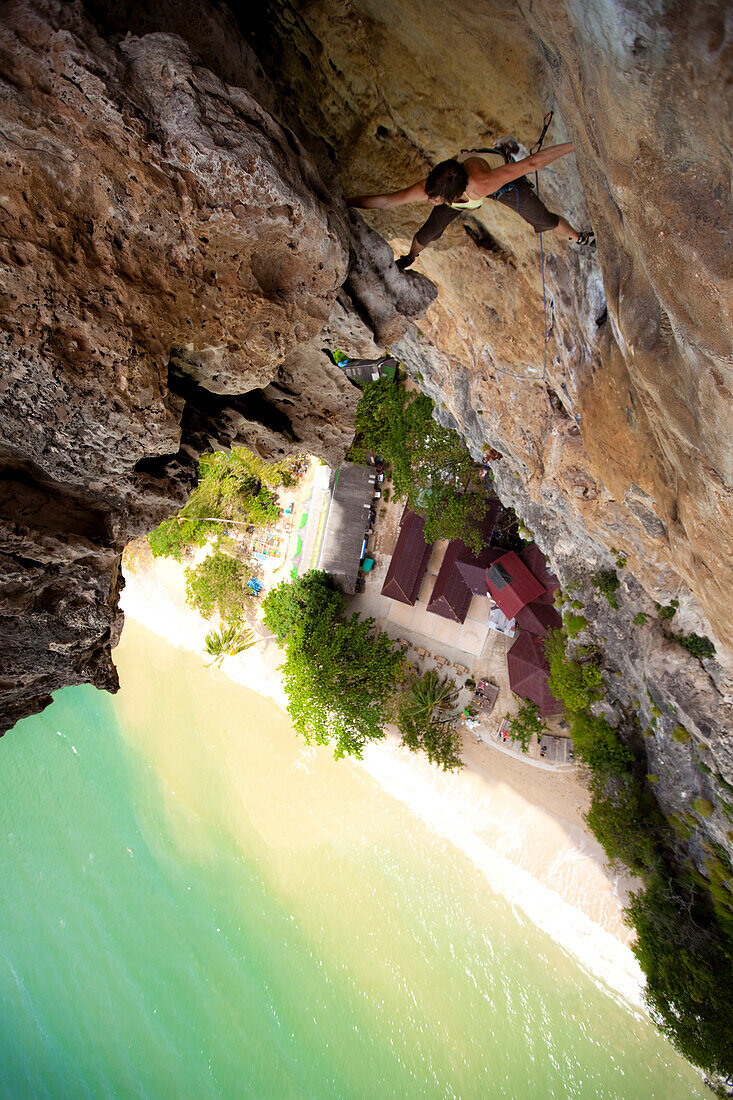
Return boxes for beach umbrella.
[506,631,563,715]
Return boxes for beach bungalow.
[427,507,501,622]
[381,509,432,605]
[506,631,563,715]
[485,550,547,620]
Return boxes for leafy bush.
[586,780,659,874]
[185,551,253,627]
[672,725,692,744]
[544,630,602,713]
[591,568,620,609]
[669,632,716,661]
[628,874,733,1078]
[148,447,291,560]
[350,377,489,551]
[282,612,405,759]
[507,699,547,752]
[656,599,679,620]
[693,798,715,819]
[563,612,588,638]
[262,570,345,643]
[570,710,633,776]
[633,612,648,626]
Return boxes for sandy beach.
[118,549,644,1005]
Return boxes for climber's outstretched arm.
[477,142,575,194]
[347,180,428,209]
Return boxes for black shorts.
[414,177,560,246]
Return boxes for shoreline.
[118,551,645,1005]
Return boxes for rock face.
[0,0,355,730]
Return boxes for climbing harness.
[462,111,555,381]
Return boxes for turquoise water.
[0,622,706,1099]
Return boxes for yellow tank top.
[449,149,506,210]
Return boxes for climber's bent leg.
[397,203,461,268]
[495,177,560,234]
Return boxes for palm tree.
[204,624,256,666]
[397,671,463,771]
[400,670,459,725]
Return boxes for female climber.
[348,142,594,268]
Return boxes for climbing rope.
[478,111,555,383]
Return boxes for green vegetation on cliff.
[349,376,488,552]
[545,627,733,1080]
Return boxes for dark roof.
[507,631,563,715]
[426,504,501,621]
[318,464,376,593]
[339,357,398,385]
[381,509,432,604]
[514,600,563,637]
[485,550,546,618]
[518,543,559,604]
[427,540,473,622]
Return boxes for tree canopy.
[263,570,406,758]
[396,671,463,771]
[351,378,488,551]
[148,449,301,561]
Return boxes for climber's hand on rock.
[395,254,414,270]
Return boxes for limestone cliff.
[1,0,731,853]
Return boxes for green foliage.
[586,780,659,874]
[351,378,488,550]
[656,599,679,621]
[507,699,547,752]
[672,725,692,744]
[563,612,588,638]
[570,711,633,776]
[185,551,252,627]
[627,874,733,1078]
[397,671,463,771]
[692,798,715,819]
[148,447,296,560]
[281,613,405,759]
[262,570,345,643]
[204,624,255,666]
[570,599,584,609]
[544,630,602,713]
[669,632,716,661]
[591,568,621,609]
[633,612,648,626]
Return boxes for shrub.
[571,599,584,609]
[692,798,715,818]
[672,725,692,744]
[669,632,716,661]
[184,551,253,627]
[656,599,679,620]
[544,630,602,713]
[586,780,659,874]
[563,612,588,638]
[591,568,620,609]
[507,699,548,752]
[633,612,648,626]
[570,710,633,776]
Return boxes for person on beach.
[348,142,594,269]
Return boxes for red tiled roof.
[381,509,432,605]
[514,601,563,637]
[518,543,559,604]
[506,631,563,715]
[485,550,546,618]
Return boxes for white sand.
[118,551,645,1006]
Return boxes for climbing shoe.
[395,254,414,270]
[576,230,596,248]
